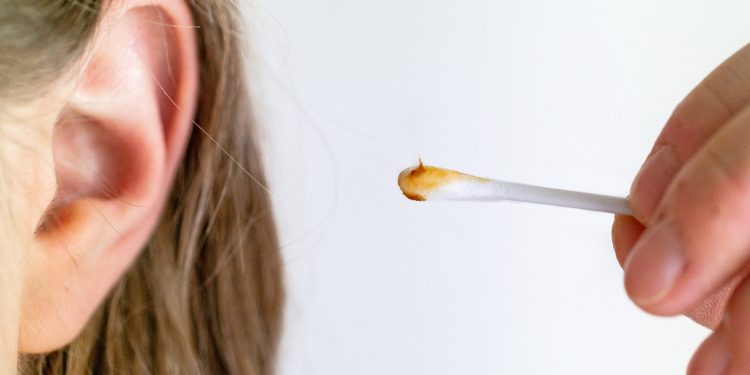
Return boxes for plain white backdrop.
[244,1,750,374]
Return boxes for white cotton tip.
[397,160,491,201]
[397,160,632,215]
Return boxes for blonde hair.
[9,1,284,374]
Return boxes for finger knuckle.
[703,145,750,198]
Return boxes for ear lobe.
[22,2,198,352]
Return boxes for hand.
[612,43,750,374]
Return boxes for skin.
[612,44,750,373]
[0,0,197,372]
[0,78,64,371]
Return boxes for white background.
[245,1,750,374]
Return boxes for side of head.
[0,1,283,373]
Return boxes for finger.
[717,275,750,374]
[614,211,741,328]
[629,44,750,225]
[624,104,750,315]
[612,214,644,267]
[687,328,731,375]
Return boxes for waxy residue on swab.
[397,159,488,201]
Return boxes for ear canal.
[35,109,148,235]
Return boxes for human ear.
[20,0,198,352]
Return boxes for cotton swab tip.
[397,160,489,201]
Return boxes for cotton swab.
[397,160,632,215]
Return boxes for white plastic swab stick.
[398,161,632,215]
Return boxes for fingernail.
[624,218,686,307]
[630,144,681,223]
